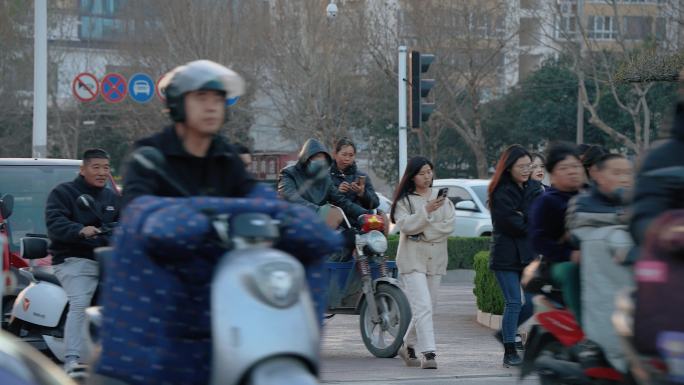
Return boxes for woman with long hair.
[391,157,455,369]
[488,145,543,367]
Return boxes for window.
[557,1,578,39]
[655,17,666,41]
[446,187,473,206]
[623,16,652,40]
[79,0,130,41]
[587,15,617,40]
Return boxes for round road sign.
[72,73,99,102]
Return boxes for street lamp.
[326,1,338,19]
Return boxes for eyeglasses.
[514,163,534,172]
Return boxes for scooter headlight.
[364,230,387,254]
[253,261,303,308]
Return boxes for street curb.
[321,372,515,384]
[476,309,502,330]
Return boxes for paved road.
[319,273,536,385]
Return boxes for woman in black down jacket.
[488,145,543,367]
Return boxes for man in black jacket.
[45,148,120,376]
[121,60,254,206]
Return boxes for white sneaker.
[398,344,420,367]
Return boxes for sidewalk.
[320,270,522,383]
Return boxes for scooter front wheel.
[359,284,411,358]
[244,357,317,385]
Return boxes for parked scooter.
[325,207,411,358]
[90,146,326,385]
[7,195,115,362]
[0,232,77,385]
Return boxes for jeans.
[402,272,441,354]
[493,270,534,344]
[54,257,99,360]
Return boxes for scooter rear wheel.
[359,284,411,358]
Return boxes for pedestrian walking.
[390,156,455,369]
[487,145,543,367]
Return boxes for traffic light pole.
[32,0,48,158]
[398,46,408,181]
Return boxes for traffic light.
[409,51,435,128]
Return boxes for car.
[376,192,392,214]
[432,178,492,237]
[133,80,151,96]
[375,192,398,234]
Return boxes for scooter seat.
[32,269,61,287]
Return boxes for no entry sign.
[101,73,127,103]
[72,73,99,102]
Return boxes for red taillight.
[359,214,385,233]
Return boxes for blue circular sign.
[128,73,155,103]
[226,96,240,106]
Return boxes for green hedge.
[386,235,490,270]
[472,251,504,315]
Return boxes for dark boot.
[503,342,522,367]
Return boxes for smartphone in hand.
[437,187,448,198]
[357,175,366,185]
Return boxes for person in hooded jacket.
[278,138,369,228]
[330,138,379,213]
[487,145,543,367]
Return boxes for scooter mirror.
[77,194,96,211]
[131,146,191,197]
[131,146,166,174]
[20,237,49,260]
[0,194,14,219]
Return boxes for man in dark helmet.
[121,60,254,206]
[94,61,341,385]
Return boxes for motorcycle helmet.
[159,60,245,122]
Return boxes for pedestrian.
[487,145,543,367]
[330,137,380,213]
[391,156,455,369]
[45,148,120,377]
[529,142,585,323]
[530,152,548,189]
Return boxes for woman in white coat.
[390,156,455,369]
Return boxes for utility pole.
[576,0,585,145]
[32,0,48,158]
[398,46,408,181]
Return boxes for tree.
[0,1,37,157]
[390,0,519,178]
[533,0,680,154]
